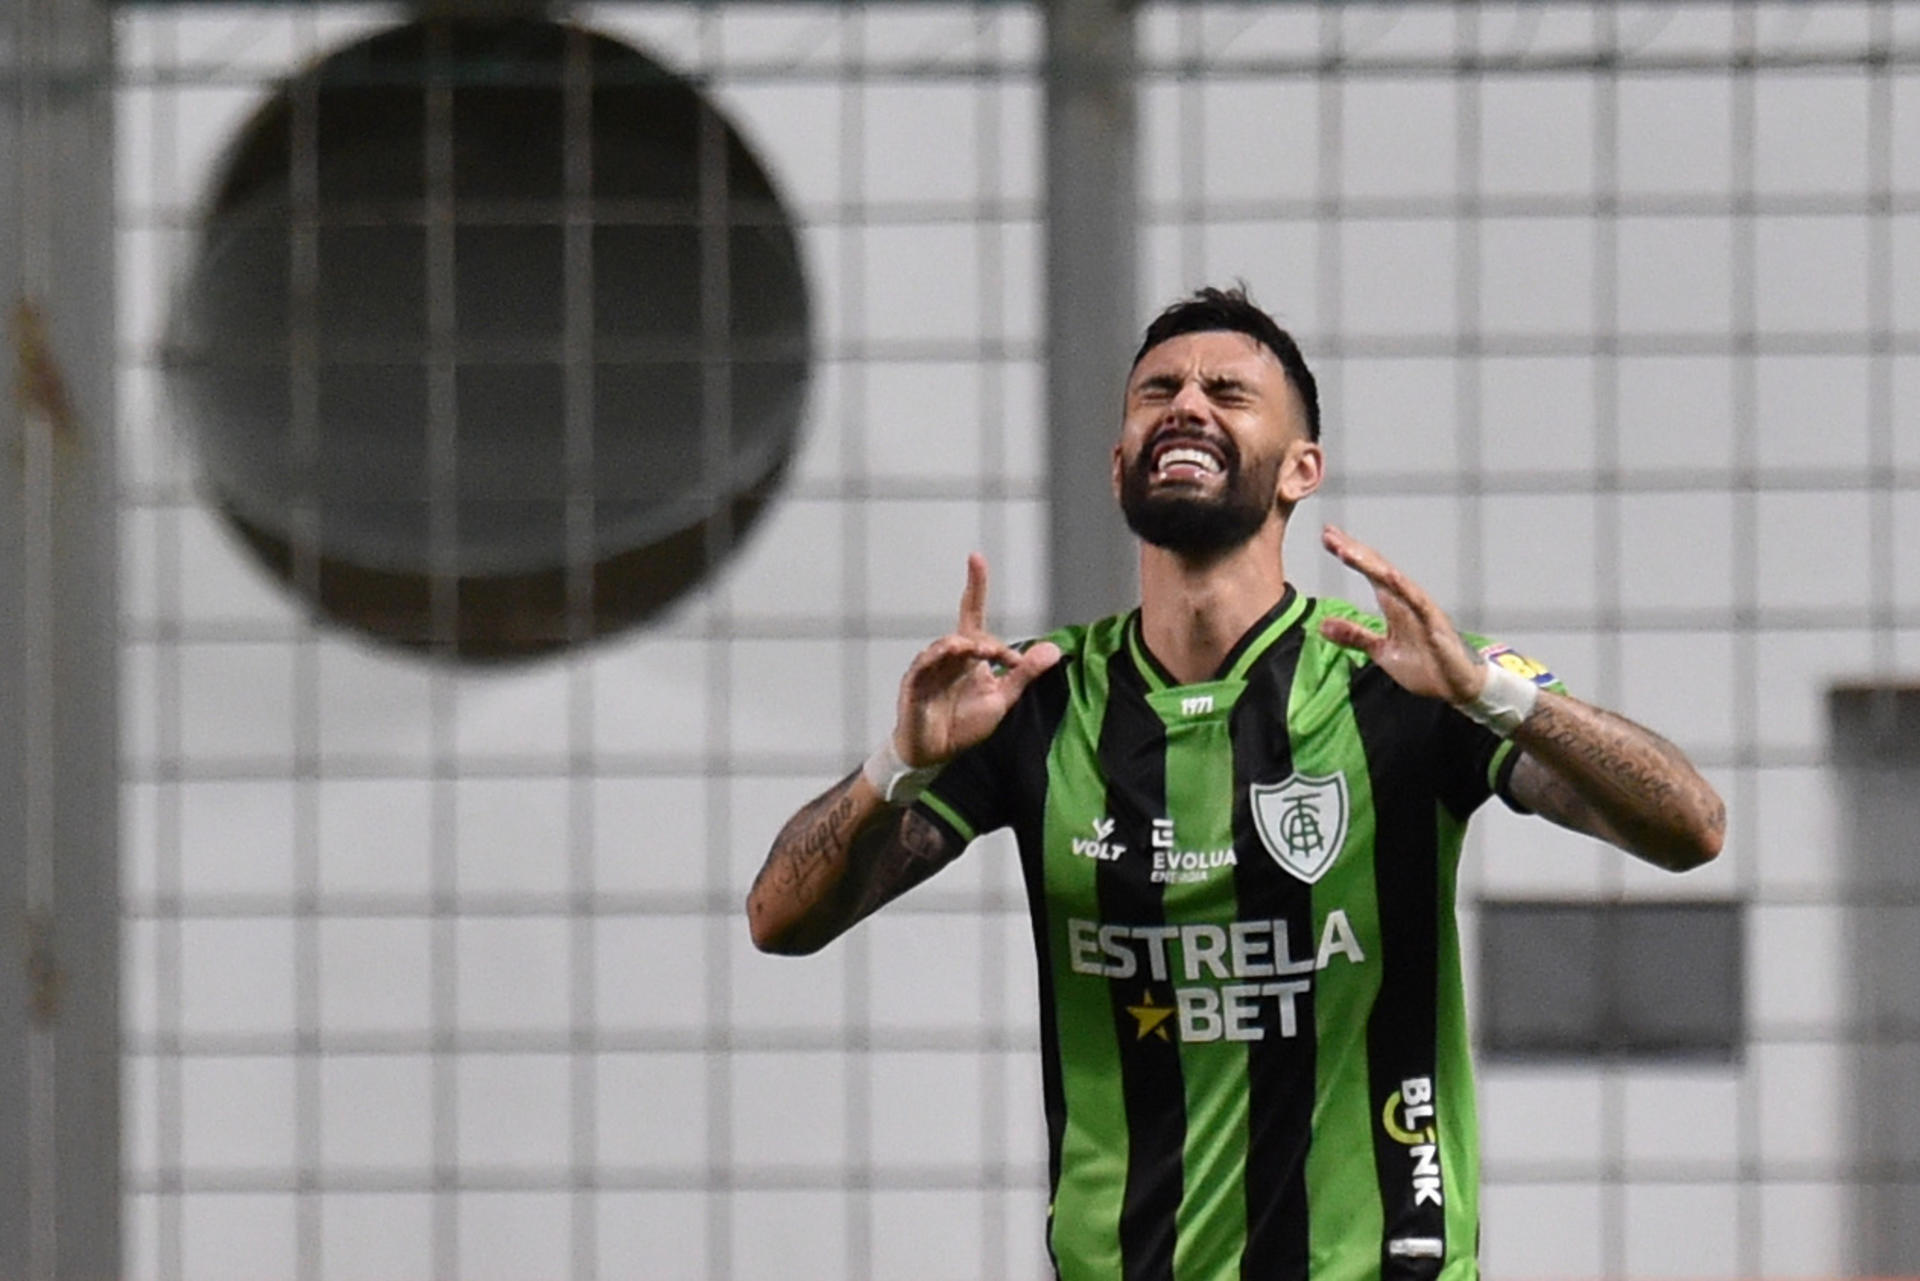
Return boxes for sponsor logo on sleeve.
[1478,643,1556,689]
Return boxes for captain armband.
[861,738,941,806]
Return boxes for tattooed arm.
[1316,524,1723,872]
[747,771,965,955]
[1506,696,1724,871]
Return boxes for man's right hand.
[893,553,1062,767]
[747,554,1060,955]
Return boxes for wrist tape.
[1457,661,1540,737]
[862,738,941,805]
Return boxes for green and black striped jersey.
[914,588,1564,1281]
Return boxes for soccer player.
[745,286,1724,1280]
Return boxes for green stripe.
[1223,591,1311,685]
[1485,738,1517,793]
[1434,802,1480,1271]
[1125,613,1167,693]
[1126,593,1312,696]
[1150,686,1249,1281]
[917,791,975,843]
[1044,631,1126,1279]
[1291,631,1388,1264]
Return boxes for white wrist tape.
[862,738,941,806]
[1456,661,1540,737]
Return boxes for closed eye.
[1133,373,1183,402]
[1202,377,1253,405]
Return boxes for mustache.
[1134,425,1241,475]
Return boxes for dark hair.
[1132,285,1321,442]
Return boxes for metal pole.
[1831,685,1920,1271]
[2,1,121,1278]
[1044,0,1138,627]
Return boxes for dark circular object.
[164,17,810,659]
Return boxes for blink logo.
[1383,1076,1444,1208]
[1069,817,1125,862]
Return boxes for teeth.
[1156,446,1222,475]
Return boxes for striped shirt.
[916,588,1561,1281]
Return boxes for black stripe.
[1229,626,1314,1281]
[1097,647,1183,1281]
[1352,672,1448,1280]
[1128,589,1297,687]
[1214,587,1296,677]
[1010,660,1076,1259]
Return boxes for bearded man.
[746,286,1724,1281]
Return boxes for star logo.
[1127,990,1176,1042]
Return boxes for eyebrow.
[1133,372,1185,396]
[1131,372,1256,397]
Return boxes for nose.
[1166,378,1210,423]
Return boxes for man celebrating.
[746,287,1724,1280]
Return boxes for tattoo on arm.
[1511,695,1726,870]
[750,771,864,906]
[844,809,965,922]
[749,772,964,953]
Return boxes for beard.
[1118,438,1282,558]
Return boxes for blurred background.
[4,0,1920,1277]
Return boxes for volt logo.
[1068,817,1125,862]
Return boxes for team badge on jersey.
[1250,772,1350,885]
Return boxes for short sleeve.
[1435,635,1571,819]
[913,731,1012,847]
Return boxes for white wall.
[115,3,1919,1277]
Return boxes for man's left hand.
[1317,524,1489,706]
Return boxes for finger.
[1319,616,1385,657]
[1322,524,1395,585]
[956,553,989,635]
[1323,524,1409,595]
[906,633,1017,686]
[998,640,1063,699]
[1325,524,1435,615]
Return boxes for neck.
[1136,520,1291,685]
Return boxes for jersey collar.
[1125,586,1310,694]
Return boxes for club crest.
[1251,772,1350,885]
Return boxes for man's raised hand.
[894,554,1062,767]
[1317,525,1489,706]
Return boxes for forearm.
[747,770,890,954]
[747,555,1048,953]
[747,769,963,954]
[1510,692,1726,871]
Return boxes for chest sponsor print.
[1250,771,1350,886]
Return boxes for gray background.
[100,1,1920,1277]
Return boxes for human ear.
[1278,440,1324,506]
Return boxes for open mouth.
[1150,437,1228,482]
